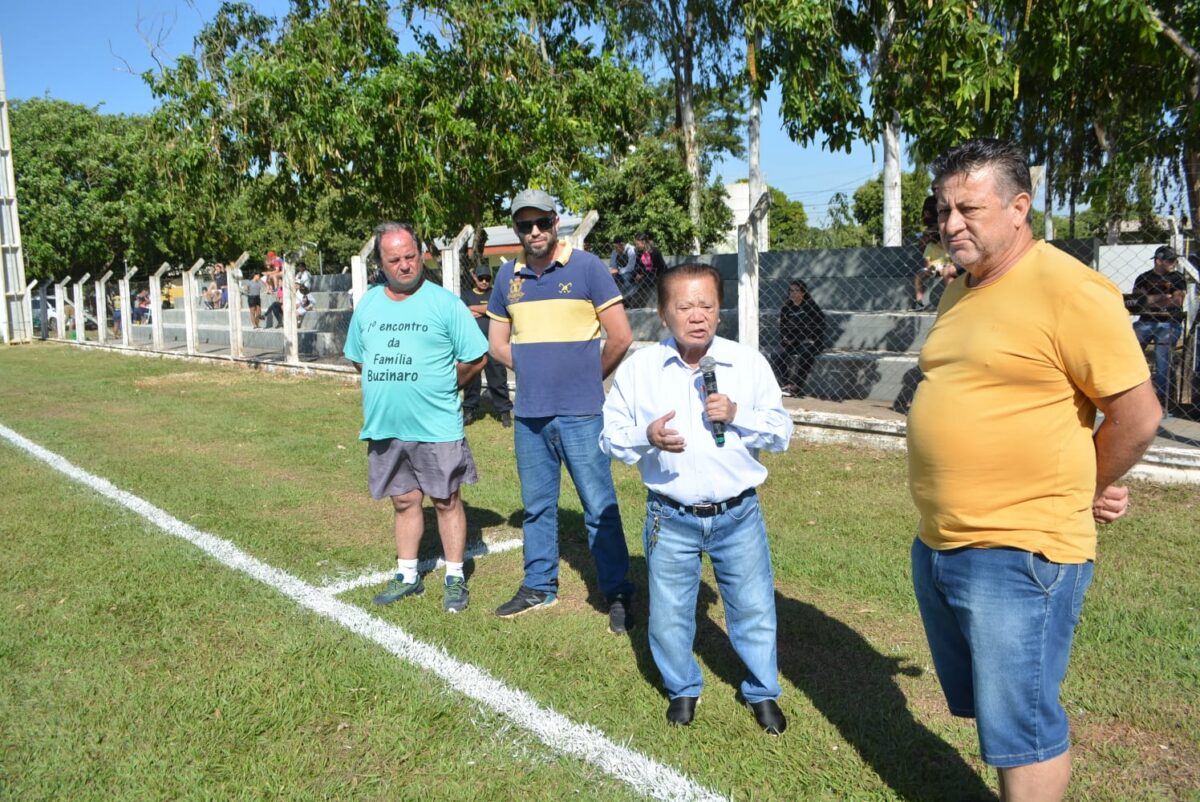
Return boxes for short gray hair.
[931,139,1032,205]
[371,222,421,265]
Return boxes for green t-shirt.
[344,282,488,442]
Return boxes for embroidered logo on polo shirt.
[507,276,525,304]
[558,282,573,294]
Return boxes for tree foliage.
[766,187,808,251]
[589,134,731,254]
[147,0,648,262]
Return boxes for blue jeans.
[911,539,1093,768]
[1133,320,1182,403]
[514,415,633,599]
[643,492,781,703]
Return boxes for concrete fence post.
[149,262,170,352]
[73,273,91,343]
[182,259,204,356]
[737,191,771,351]
[228,252,248,358]
[94,270,113,345]
[119,266,138,347]
[443,225,473,297]
[54,277,68,340]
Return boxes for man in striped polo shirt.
[487,188,637,633]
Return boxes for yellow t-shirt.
[923,241,953,270]
[907,241,1149,562]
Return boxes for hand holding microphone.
[698,356,736,447]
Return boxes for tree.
[614,0,743,253]
[766,187,809,251]
[147,0,647,270]
[851,169,931,244]
[589,134,731,255]
[10,99,188,279]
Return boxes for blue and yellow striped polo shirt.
[486,243,622,417]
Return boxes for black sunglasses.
[515,216,556,235]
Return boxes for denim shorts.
[911,538,1093,768]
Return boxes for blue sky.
[1,0,894,224]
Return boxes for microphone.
[698,355,725,447]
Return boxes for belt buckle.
[692,503,717,517]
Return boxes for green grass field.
[1,343,1196,801]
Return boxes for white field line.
[320,537,524,595]
[0,422,726,802]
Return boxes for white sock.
[397,558,419,584]
[444,561,464,581]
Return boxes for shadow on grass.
[771,592,996,801]
[410,501,506,580]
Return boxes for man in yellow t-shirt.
[907,139,1162,802]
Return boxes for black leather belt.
[652,488,756,518]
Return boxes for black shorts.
[248,295,261,308]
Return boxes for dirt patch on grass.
[1074,717,1200,797]
[133,370,306,389]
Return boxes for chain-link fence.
[747,235,1199,416]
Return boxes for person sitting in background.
[295,261,313,293]
[912,195,959,311]
[632,234,667,307]
[610,236,637,297]
[1131,245,1187,411]
[297,286,315,320]
[770,280,827,397]
[264,284,285,328]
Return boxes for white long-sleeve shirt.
[600,336,793,505]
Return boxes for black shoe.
[463,408,478,426]
[495,585,557,618]
[499,411,512,428]
[607,592,634,635]
[747,699,786,735]
[666,696,698,726]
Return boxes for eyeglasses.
[515,216,555,235]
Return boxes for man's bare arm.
[457,355,487,388]
[1091,379,1162,521]
[488,319,513,370]
[597,302,633,379]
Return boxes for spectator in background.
[297,286,315,320]
[913,195,959,311]
[214,263,229,308]
[263,283,285,328]
[295,260,313,293]
[246,272,265,329]
[132,288,151,324]
[770,280,827,397]
[1131,245,1187,411]
[264,250,284,292]
[610,236,637,297]
[632,234,667,307]
[459,264,513,427]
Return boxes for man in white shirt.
[600,262,793,734]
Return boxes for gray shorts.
[366,438,477,500]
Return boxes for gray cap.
[510,188,556,216]
[475,264,492,278]
[1154,245,1178,261]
